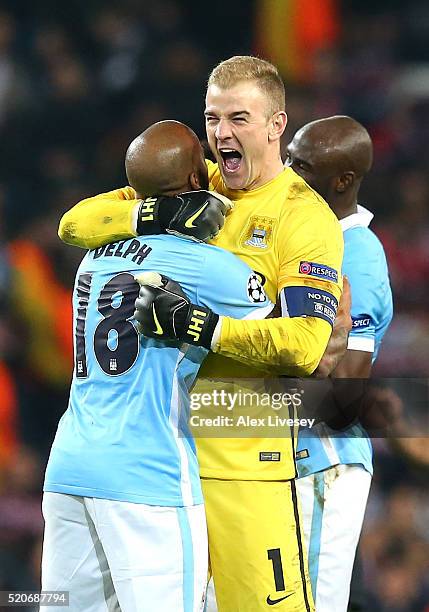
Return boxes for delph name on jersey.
[92,240,152,266]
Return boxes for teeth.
[220,149,237,153]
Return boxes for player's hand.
[312,276,352,378]
[136,190,233,242]
[134,272,219,349]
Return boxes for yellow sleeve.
[215,315,331,375]
[215,197,344,376]
[58,187,139,249]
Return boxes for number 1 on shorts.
[267,548,285,592]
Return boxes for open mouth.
[219,149,242,173]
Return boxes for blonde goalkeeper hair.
[207,56,285,118]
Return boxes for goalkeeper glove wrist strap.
[136,196,177,235]
[179,305,219,350]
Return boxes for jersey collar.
[339,205,374,232]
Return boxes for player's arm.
[214,311,331,375]
[58,183,231,249]
[316,349,372,429]
[134,206,344,376]
[134,282,337,375]
[318,257,382,427]
[311,276,352,377]
[332,349,372,378]
[58,187,138,248]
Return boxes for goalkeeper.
[58,56,350,612]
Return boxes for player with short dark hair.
[286,115,393,612]
[42,120,271,612]
[125,121,210,197]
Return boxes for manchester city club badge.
[241,216,276,250]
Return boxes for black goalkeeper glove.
[133,272,219,349]
[136,190,232,242]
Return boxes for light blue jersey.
[297,206,393,477]
[44,235,271,506]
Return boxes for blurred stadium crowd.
[0,1,428,610]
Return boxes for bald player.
[286,116,393,612]
[126,121,210,199]
[41,121,272,612]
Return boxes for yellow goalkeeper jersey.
[195,161,343,480]
[58,160,343,481]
